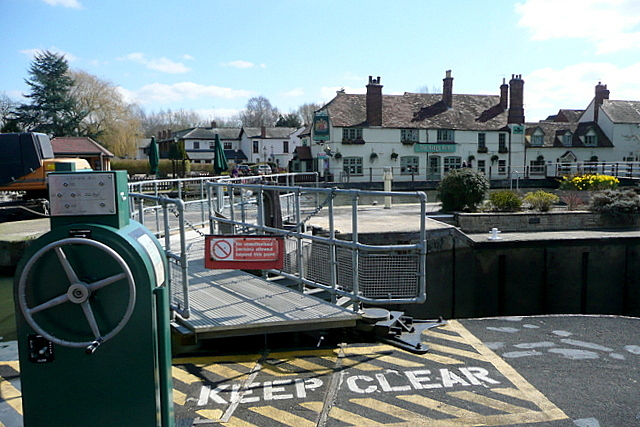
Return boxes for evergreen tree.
[13,50,80,136]
[275,112,302,128]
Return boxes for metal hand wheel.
[17,238,136,352]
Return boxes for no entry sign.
[205,235,284,270]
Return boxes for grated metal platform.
[171,236,359,339]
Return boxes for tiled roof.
[51,137,115,157]
[320,92,509,131]
[243,127,299,138]
[293,146,312,160]
[601,100,640,123]
[525,121,612,148]
[175,127,242,140]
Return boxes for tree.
[238,96,279,127]
[69,70,141,157]
[13,50,79,136]
[296,102,324,126]
[138,108,215,138]
[275,112,302,128]
[436,168,489,212]
[0,93,20,132]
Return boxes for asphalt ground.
[2,314,638,427]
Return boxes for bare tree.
[0,92,20,132]
[238,96,280,127]
[69,70,141,157]
[296,102,324,126]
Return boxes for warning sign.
[205,235,284,270]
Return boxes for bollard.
[488,227,502,240]
[383,167,393,209]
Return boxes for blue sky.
[2,0,640,123]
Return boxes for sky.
[2,0,640,124]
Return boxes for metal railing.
[129,193,191,319]
[206,181,428,306]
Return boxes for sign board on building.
[205,235,284,270]
[313,111,330,141]
[414,144,457,153]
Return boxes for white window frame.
[443,156,461,173]
[400,156,419,174]
[401,129,419,143]
[343,157,363,175]
[437,129,454,143]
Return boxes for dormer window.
[531,129,544,146]
[584,129,597,146]
[562,132,573,147]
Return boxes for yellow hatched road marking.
[397,394,479,418]
[202,363,251,381]
[249,405,316,427]
[427,343,488,362]
[301,401,389,427]
[448,390,530,413]
[173,353,262,365]
[423,329,470,345]
[281,358,334,374]
[448,320,568,415]
[420,352,463,365]
[0,373,22,416]
[269,348,336,359]
[350,398,435,422]
[339,357,383,371]
[171,365,202,385]
[195,409,224,422]
[173,389,187,406]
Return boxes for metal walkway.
[170,233,359,340]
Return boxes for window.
[584,130,597,146]
[193,141,200,149]
[562,132,572,147]
[477,159,486,173]
[224,142,232,150]
[253,140,259,153]
[401,129,419,143]
[530,159,545,175]
[342,128,363,142]
[343,157,363,175]
[477,133,486,150]
[437,129,454,142]
[283,140,289,153]
[498,160,506,174]
[531,129,544,146]
[498,133,507,152]
[443,156,461,173]
[400,156,419,174]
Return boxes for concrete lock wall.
[400,232,640,320]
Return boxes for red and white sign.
[205,235,284,270]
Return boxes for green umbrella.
[148,136,159,176]
[213,133,228,175]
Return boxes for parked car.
[236,164,252,176]
[257,164,272,175]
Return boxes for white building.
[311,72,527,182]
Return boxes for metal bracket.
[357,308,446,354]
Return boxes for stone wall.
[456,211,640,233]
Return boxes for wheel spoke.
[86,272,127,292]
[80,301,102,340]
[29,293,70,314]
[55,246,80,284]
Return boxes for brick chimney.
[507,74,525,124]
[261,126,266,138]
[366,76,383,126]
[594,82,609,122]
[500,78,508,110]
[442,70,453,108]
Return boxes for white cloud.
[40,0,82,8]
[524,62,640,121]
[117,82,255,105]
[222,60,267,69]
[516,0,640,54]
[119,53,191,74]
[195,108,241,120]
[280,88,304,97]
[183,54,195,60]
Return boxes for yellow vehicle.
[0,132,92,199]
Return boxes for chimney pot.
[366,75,383,126]
[507,74,525,124]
